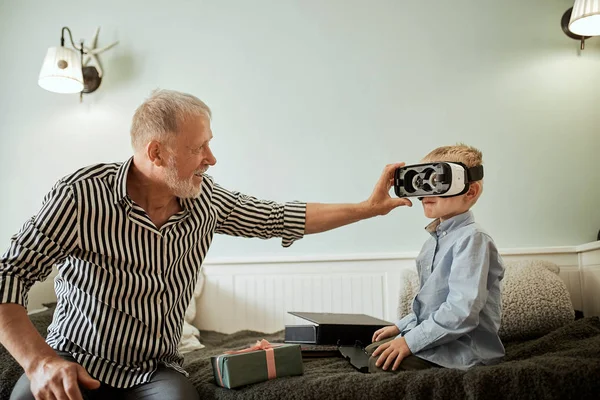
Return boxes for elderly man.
[0,90,412,400]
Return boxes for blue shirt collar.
[425,210,474,237]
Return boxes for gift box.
[211,339,303,389]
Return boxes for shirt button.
[442,231,447,236]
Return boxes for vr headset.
[393,162,484,198]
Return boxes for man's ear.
[147,141,168,167]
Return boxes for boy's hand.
[372,325,400,342]
[371,337,412,371]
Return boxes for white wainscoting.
[579,242,600,317]
[194,242,600,334]
[24,242,600,332]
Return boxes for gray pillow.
[396,268,419,321]
[499,259,574,341]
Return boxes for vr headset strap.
[466,165,484,182]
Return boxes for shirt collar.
[113,156,195,212]
[425,210,474,237]
[114,157,133,205]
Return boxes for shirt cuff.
[0,275,29,308]
[395,313,416,332]
[281,202,306,247]
[403,324,429,354]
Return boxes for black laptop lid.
[288,312,392,326]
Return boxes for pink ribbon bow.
[216,339,282,387]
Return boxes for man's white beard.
[164,159,203,199]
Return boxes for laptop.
[284,311,393,346]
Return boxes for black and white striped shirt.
[0,158,306,388]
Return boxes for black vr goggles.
[394,162,484,198]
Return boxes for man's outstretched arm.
[305,163,412,234]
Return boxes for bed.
[1,305,600,400]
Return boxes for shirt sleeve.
[403,232,495,354]
[211,183,306,247]
[0,180,79,308]
[395,312,417,332]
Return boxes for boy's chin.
[423,210,439,219]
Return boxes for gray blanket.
[2,308,600,400]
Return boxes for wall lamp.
[38,26,118,97]
[562,0,600,50]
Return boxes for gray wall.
[1,0,598,259]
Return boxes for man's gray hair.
[130,89,212,151]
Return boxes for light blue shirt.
[396,211,505,369]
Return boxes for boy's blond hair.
[421,143,483,168]
[422,143,484,203]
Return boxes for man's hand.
[27,356,100,400]
[372,325,400,343]
[371,336,412,371]
[364,163,412,216]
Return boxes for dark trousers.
[365,337,441,373]
[10,351,200,400]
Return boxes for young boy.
[369,144,505,372]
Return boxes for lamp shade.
[569,0,600,36]
[38,46,84,94]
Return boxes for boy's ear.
[466,182,481,201]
